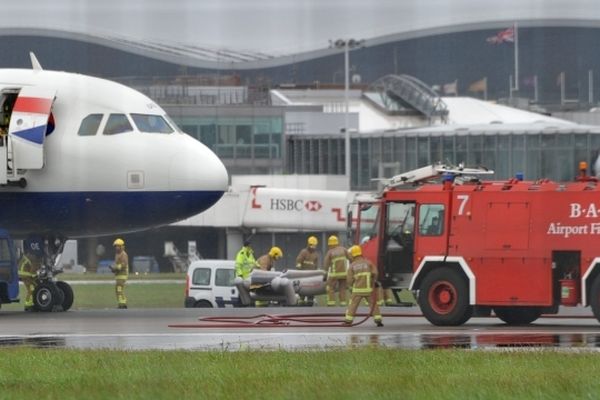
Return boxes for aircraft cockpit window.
[103,114,133,135]
[77,114,103,136]
[130,114,174,134]
[163,114,182,133]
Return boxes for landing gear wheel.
[33,282,59,312]
[494,307,542,325]
[418,267,472,326]
[55,281,74,311]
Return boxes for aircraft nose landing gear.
[31,236,74,312]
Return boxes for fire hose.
[170,289,403,329]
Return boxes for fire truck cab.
[354,163,600,326]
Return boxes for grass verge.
[4,283,184,311]
[59,272,185,281]
[0,348,599,399]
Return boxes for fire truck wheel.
[589,277,600,322]
[418,267,472,326]
[493,307,542,325]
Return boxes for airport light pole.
[331,38,364,190]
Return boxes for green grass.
[0,348,599,399]
[59,272,185,281]
[3,283,185,311]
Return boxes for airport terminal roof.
[274,88,576,133]
[3,1,600,69]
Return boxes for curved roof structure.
[1,17,599,71]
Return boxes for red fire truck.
[353,163,600,326]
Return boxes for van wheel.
[194,300,213,308]
[418,267,472,326]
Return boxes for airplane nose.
[169,138,229,192]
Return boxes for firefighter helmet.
[113,238,125,247]
[269,246,283,259]
[328,235,339,246]
[349,245,362,258]
[307,236,318,247]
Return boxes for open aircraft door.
[8,86,56,170]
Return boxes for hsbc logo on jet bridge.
[270,198,323,212]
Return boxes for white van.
[184,260,239,308]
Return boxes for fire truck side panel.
[471,257,553,305]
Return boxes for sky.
[2,0,599,55]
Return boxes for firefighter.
[376,287,395,306]
[253,246,283,307]
[235,240,258,279]
[296,235,320,305]
[324,235,349,306]
[256,246,283,271]
[18,238,43,311]
[344,245,383,327]
[111,238,129,309]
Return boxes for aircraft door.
[8,86,56,170]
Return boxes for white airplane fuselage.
[0,69,228,237]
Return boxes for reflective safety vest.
[325,246,348,278]
[114,251,129,280]
[235,246,257,279]
[18,256,37,279]
[348,256,377,294]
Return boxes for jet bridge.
[368,74,448,122]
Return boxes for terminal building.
[9,16,600,269]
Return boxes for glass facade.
[288,131,600,190]
[166,105,285,175]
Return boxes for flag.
[556,72,564,86]
[443,80,458,95]
[486,27,515,44]
[431,84,441,93]
[468,78,487,93]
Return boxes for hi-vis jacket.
[324,246,349,278]
[235,246,257,279]
[347,256,377,295]
[18,255,40,279]
[296,248,319,270]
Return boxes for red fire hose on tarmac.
[169,290,422,329]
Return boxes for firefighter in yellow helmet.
[111,238,129,309]
[295,235,321,305]
[324,235,350,306]
[257,246,283,271]
[254,246,283,307]
[344,245,383,327]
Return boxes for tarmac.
[1,306,600,351]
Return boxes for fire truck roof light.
[442,173,455,182]
[515,172,524,181]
